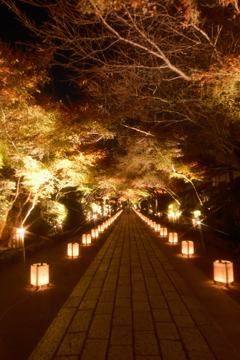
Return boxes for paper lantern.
[160,227,168,237]
[31,263,49,288]
[91,228,99,238]
[168,232,178,244]
[213,260,234,286]
[181,240,194,257]
[67,243,79,257]
[154,224,161,231]
[97,225,104,232]
[82,234,91,245]
[15,228,25,247]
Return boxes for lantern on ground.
[168,232,178,244]
[154,224,161,231]
[82,234,91,245]
[67,243,79,257]
[91,228,99,238]
[98,224,104,232]
[213,260,234,287]
[181,240,194,257]
[15,228,25,247]
[30,263,49,289]
[160,227,168,237]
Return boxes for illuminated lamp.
[67,243,79,257]
[98,225,104,232]
[91,228,99,238]
[181,240,194,257]
[160,227,168,237]
[168,232,178,244]
[16,228,25,247]
[154,224,161,231]
[213,260,234,287]
[82,234,91,245]
[30,263,49,289]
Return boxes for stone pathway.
[28,210,240,360]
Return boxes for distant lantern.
[82,234,91,245]
[181,240,194,257]
[160,227,168,237]
[154,224,161,231]
[168,232,178,244]
[213,260,234,287]
[98,225,104,232]
[30,263,49,289]
[91,228,99,238]
[15,228,25,247]
[67,243,79,257]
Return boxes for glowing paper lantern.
[160,227,168,237]
[67,243,79,257]
[91,229,99,238]
[214,260,234,286]
[82,234,91,245]
[31,263,49,288]
[98,225,104,232]
[154,224,161,231]
[181,240,194,257]
[168,232,178,244]
[15,228,25,247]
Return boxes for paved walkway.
[28,210,240,360]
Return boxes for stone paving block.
[105,274,118,284]
[156,274,172,285]
[152,309,172,322]
[133,312,154,330]
[179,327,216,360]
[164,292,181,301]
[136,357,161,360]
[99,291,116,302]
[115,297,132,308]
[90,279,105,288]
[160,284,176,293]
[118,277,131,285]
[89,314,112,338]
[132,292,148,302]
[173,314,196,328]
[113,307,132,326]
[79,300,97,310]
[132,282,146,292]
[70,277,92,297]
[167,300,189,316]
[95,301,114,314]
[160,340,188,360]
[68,310,93,332]
[188,310,214,326]
[155,322,179,340]
[56,332,86,355]
[117,284,131,298]
[102,282,117,292]
[81,339,108,360]
[134,331,159,355]
[28,308,77,360]
[111,325,133,345]
[149,295,168,309]
[133,301,151,312]
[54,356,78,360]
[132,273,144,281]
[63,296,82,308]
[108,345,133,360]
[93,271,107,281]
[83,287,102,301]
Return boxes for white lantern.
[214,260,234,286]
[98,225,104,232]
[181,240,194,257]
[15,228,25,247]
[91,228,99,238]
[31,263,49,288]
[160,227,168,237]
[67,243,79,257]
[154,224,161,231]
[168,232,178,244]
[82,234,91,245]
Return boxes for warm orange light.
[181,240,194,256]
[98,225,104,232]
[15,228,25,247]
[91,229,99,238]
[154,224,161,231]
[67,243,79,257]
[82,234,91,245]
[160,227,168,237]
[214,260,234,286]
[30,263,49,288]
[168,232,178,244]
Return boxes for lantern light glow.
[181,240,194,257]
[213,260,234,287]
[67,243,79,257]
[30,263,49,288]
